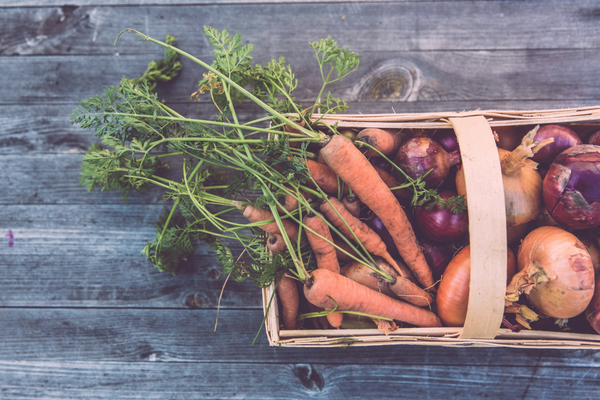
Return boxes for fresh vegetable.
[437,245,516,327]
[493,125,524,151]
[542,145,600,230]
[393,137,460,189]
[432,129,460,154]
[307,159,350,196]
[506,226,595,320]
[589,130,600,146]
[267,233,286,254]
[303,268,442,327]
[321,135,435,288]
[341,193,361,218]
[418,237,455,282]
[356,128,403,157]
[414,190,468,243]
[319,197,402,276]
[303,213,340,274]
[457,125,552,227]
[238,203,300,241]
[277,273,300,330]
[531,124,582,165]
[585,277,600,334]
[375,258,434,308]
[341,261,398,298]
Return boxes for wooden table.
[2,1,600,398]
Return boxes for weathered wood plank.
[0,254,261,308]
[1,0,468,6]
[2,360,600,400]
[3,2,600,56]
[0,204,247,256]
[2,308,600,367]
[3,50,600,106]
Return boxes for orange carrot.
[319,197,405,278]
[302,212,344,327]
[277,192,299,213]
[307,159,349,196]
[340,261,397,298]
[357,128,403,157]
[375,258,434,308]
[342,193,361,218]
[304,268,442,327]
[238,203,299,241]
[303,213,340,274]
[266,233,286,254]
[320,135,434,288]
[277,273,299,330]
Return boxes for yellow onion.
[506,226,595,319]
[456,126,552,227]
[436,245,516,327]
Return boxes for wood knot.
[358,63,416,101]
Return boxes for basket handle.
[449,116,507,339]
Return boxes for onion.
[368,156,389,170]
[531,124,582,165]
[456,126,550,227]
[506,226,595,319]
[364,213,401,259]
[586,277,600,334]
[507,221,530,246]
[418,237,455,282]
[393,137,460,188]
[432,129,460,154]
[579,236,600,276]
[589,131,600,146]
[494,125,525,151]
[436,245,516,327]
[414,190,468,242]
[542,144,600,230]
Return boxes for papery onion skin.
[393,137,460,188]
[436,246,516,327]
[589,131,600,146]
[418,237,454,282]
[585,277,600,334]
[512,226,594,319]
[432,129,460,154]
[531,124,582,165]
[415,190,468,242]
[542,145,600,230]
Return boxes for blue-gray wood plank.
[2,1,600,398]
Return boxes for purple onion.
[432,129,460,154]
[418,237,454,282]
[532,124,582,165]
[393,137,460,188]
[589,131,600,146]
[543,145,600,230]
[414,190,469,242]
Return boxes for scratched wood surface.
[2,1,600,398]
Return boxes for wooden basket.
[262,107,600,348]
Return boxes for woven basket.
[263,107,600,348]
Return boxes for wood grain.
[3,2,600,56]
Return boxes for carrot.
[266,233,286,254]
[357,128,403,157]
[302,212,344,327]
[319,197,405,278]
[303,213,340,274]
[372,166,411,200]
[277,272,299,330]
[342,193,361,218]
[375,258,434,308]
[238,203,299,241]
[277,192,299,213]
[340,261,397,298]
[320,135,434,288]
[304,268,442,327]
[307,159,349,196]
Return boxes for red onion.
[543,145,600,230]
[418,237,454,282]
[369,156,389,170]
[532,124,582,165]
[414,190,468,242]
[432,129,460,154]
[586,277,600,334]
[393,137,460,188]
[589,130,600,146]
[494,125,525,151]
[364,213,400,259]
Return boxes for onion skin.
[393,137,460,188]
[508,226,595,319]
[432,129,460,154]
[415,190,468,243]
[585,277,600,334]
[589,131,600,146]
[494,125,524,151]
[436,245,516,327]
[418,237,454,282]
[531,124,582,165]
[542,145,600,230]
